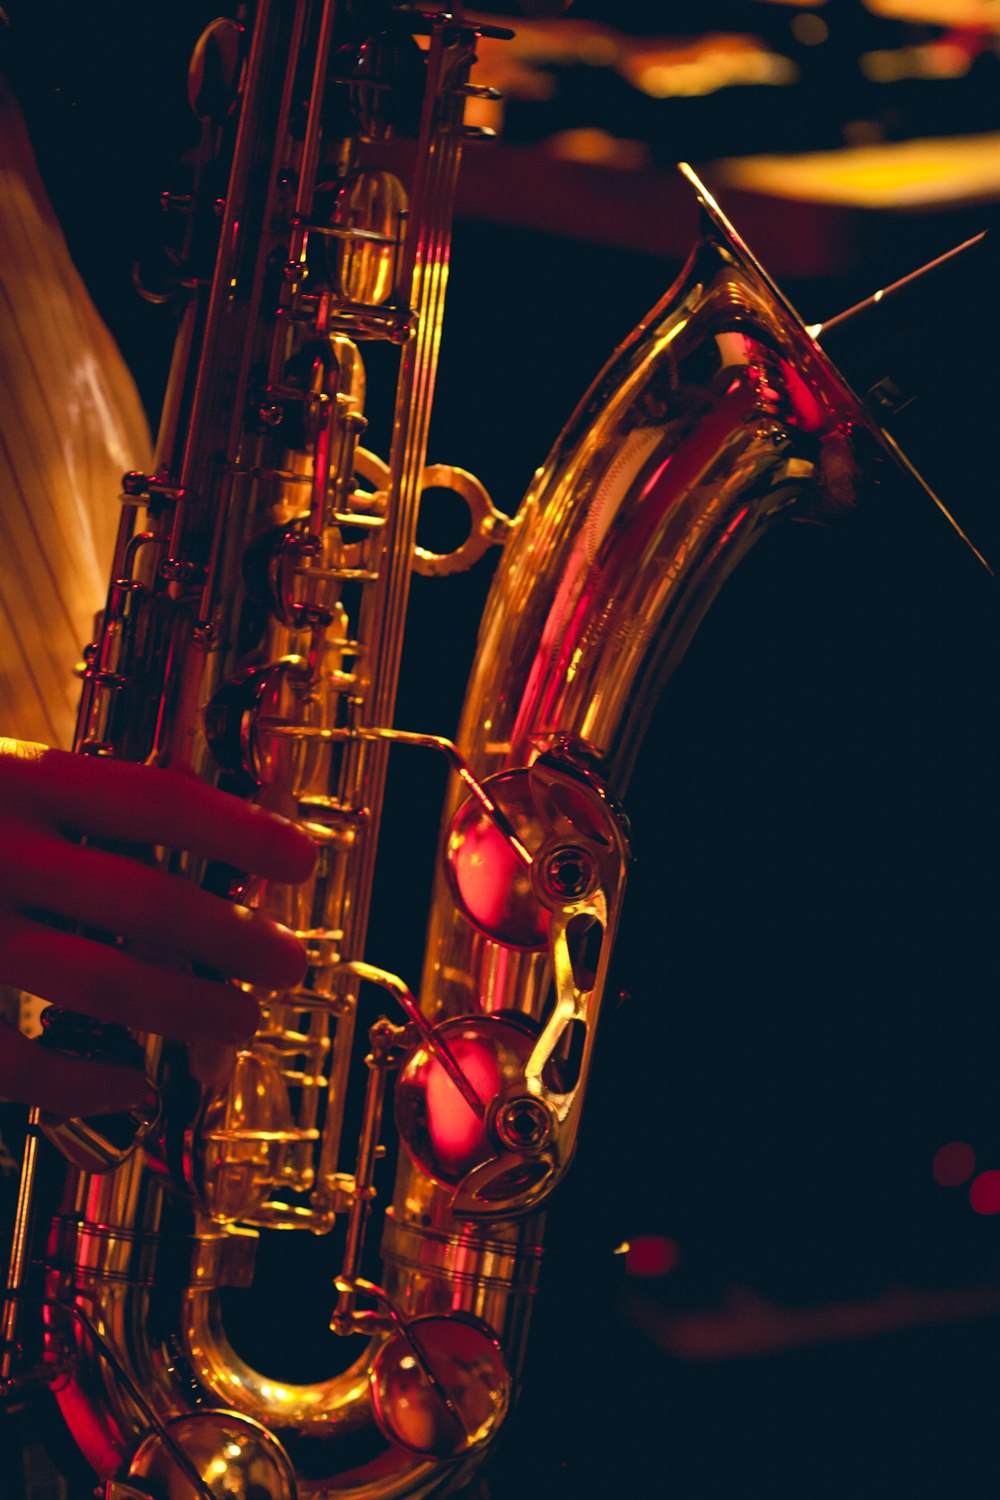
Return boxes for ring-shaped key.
[354,449,511,575]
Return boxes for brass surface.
[2,4,894,1497]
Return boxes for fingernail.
[190,1041,237,1087]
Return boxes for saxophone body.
[2,6,884,1498]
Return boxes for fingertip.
[189,1039,238,1088]
[266,817,318,884]
[250,785,317,884]
[261,921,309,991]
[218,986,261,1045]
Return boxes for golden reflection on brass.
[0,4,896,1496]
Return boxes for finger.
[0,913,260,1044]
[0,830,307,991]
[189,1039,239,1088]
[0,747,316,883]
[0,1021,151,1116]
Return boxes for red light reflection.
[625,1235,680,1278]
[424,1036,500,1179]
[54,1377,125,1478]
[932,1140,976,1187]
[969,1170,1000,1215]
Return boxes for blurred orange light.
[791,13,830,45]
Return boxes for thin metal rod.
[876,426,994,576]
[343,961,487,1120]
[0,1109,41,1387]
[70,1305,217,1500]
[261,722,535,868]
[333,1054,390,1329]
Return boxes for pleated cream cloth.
[0,77,152,751]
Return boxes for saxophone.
[1,4,968,1497]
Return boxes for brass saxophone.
[1,4,968,1497]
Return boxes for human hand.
[0,740,316,1116]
